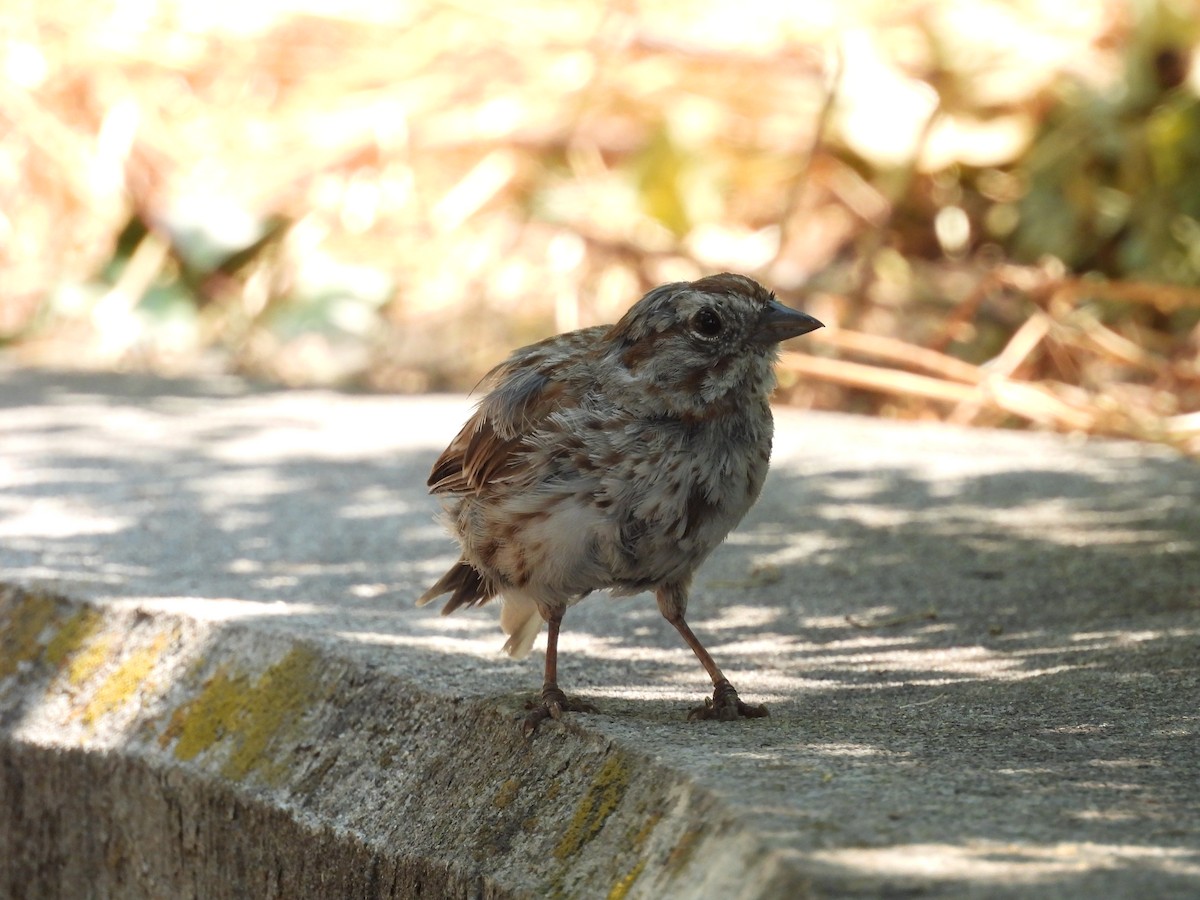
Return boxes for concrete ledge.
[2,737,491,899]
[1,587,774,899]
[2,367,1199,898]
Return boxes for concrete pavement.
[1,366,1198,898]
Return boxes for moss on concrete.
[554,754,631,860]
[164,645,328,785]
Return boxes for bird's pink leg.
[657,587,769,722]
[522,609,597,735]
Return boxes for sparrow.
[419,273,823,733]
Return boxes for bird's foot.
[522,686,598,736]
[687,679,768,722]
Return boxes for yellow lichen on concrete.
[665,824,705,874]
[44,606,103,668]
[630,811,662,848]
[164,645,328,785]
[167,667,250,760]
[67,634,117,687]
[607,859,646,900]
[493,777,521,809]
[0,590,60,677]
[224,645,325,783]
[82,631,173,726]
[554,754,631,860]
[604,805,662,897]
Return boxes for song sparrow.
[419,273,823,733]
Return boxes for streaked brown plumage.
[420,273,823,733]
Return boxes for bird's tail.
[499,594,542,659]
[419,560,543,658]
[417,560,497,615]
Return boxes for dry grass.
[2,0,1198,452]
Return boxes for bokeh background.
[3,0,1199,451]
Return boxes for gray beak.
[754,299,824,345]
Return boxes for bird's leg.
[657,586,769,722]
[522,608,597,736]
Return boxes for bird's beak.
[754,299,823,345]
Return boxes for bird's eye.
[691,307,723,338]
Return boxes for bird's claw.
[522,687,598,736]
[687,680,768,722]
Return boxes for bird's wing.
[427,327,603,495]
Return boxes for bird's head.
[602,273,823,418]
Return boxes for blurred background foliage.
[2,0,1199,451]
